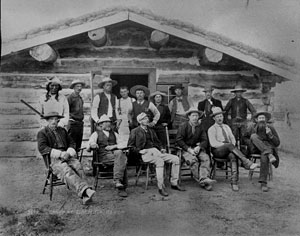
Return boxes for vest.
[97,92,117,121]
[170,96,190,122]
[132,100,154,127]
[96,130,117,157]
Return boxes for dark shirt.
[176,121,208,152]
[67,92,84,121]
[155,103,171,126]
[198,98,223,131]
[224,97,256,121]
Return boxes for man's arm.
[86,132,99,151]
[199,129,208,151]
[127,129,139,153]
[175,124,189,151]
[207,126,225,148]
[168,99,174,113]
[246,99,256,117]
[91,95,100,123]
[149,102,160,125]
[58,95,70,128]
[267,125,280,147]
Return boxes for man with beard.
[67,79,85,150]
[208,107,258,191]
[244,111,280,192]
[39,76,69,128]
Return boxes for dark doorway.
[111,74,148,98]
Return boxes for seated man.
[176,108,216,191]
[87,114,128,197]
[244,110,280,192]
[37,112,95,205]
[208,107,258,191]
[128,112,184,197]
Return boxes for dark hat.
[210,107,225,117]
[130,85,150,97]
[171,84,184,90]
[185,108,204,118]
[254,110,272,121]
[231,84,247,93]
[70,79,86,89]
[42,112,64,119]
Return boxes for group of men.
[37,75,280,205]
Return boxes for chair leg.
[225,161,228,179]
[94,166,99,190]
[269,163,273,181]
[135,165,142,186]
[42,170,51,194]
[49,173,53,201]
[145,164,150,190]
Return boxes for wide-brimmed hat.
[185,108,204,118]
[98,76,118,88]
[137,112,148,124]
[150,91,167,103]
[70,79,86,89]
[130,85,150,97]
[42,111,64,119]
[203,85,214,93]
[97,114,111,124]
[171,84,184,91]
[254,110,271,121]
[46,76,62,90]
[210,107,225,117]
[231,84,247,93]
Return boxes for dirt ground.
[1,151,300,236]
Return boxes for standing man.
[150,91,171,148]
[169,84,192,129]
[198,85,223,131]
[208,107,258,191]
[37,112,95,205]
[224,84,256,145]
[67,79,85,150]
[117,86,136,143]
[176,108,216,191]
[91,76,121,130]
[39,76,69,128]
[130,85,160,129]
[244,110,280,192]
[87,114,128,197]
[128,113,184,197]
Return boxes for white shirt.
[208,123,236,148]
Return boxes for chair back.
[165,126,178,154]
[42,154,51,169]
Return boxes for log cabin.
[0,8,295,157]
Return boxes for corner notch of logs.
[29,44,58,63]
[149,30,169,50]
[88,27,107,47]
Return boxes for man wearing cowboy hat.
[168,84,192,129]
[128,112,184,197]
[91,75,121,129]
[129,85,160,129]
[176,108,216,191]
[67,79,86,150]
[37,112,95,205]
[150,91,171,147]
[244,110,280,192]
[38,76,69,128]
[87,114,128,197]
[224,84,256,146]
[208,107,258,191]
[197,85,223,131]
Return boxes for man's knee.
[156,158,165,168]
[250,133,259,141]
[169,154,180,165]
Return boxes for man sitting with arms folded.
[208,107,258,191]
[128,112,185,197]
[37,112,95,205]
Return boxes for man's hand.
[139,149,148,155]
[61,152,70,161]
[105,145,116,151]
[187,147,195,156]
[194,146,201,155]
[148,122,155,127]
[161,149,167,154]
[116,119,122,129]
[90,143,99,149]
[266,126,272,135]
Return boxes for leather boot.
[231,161,239,191]
[232,148,252,169]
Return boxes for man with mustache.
[245,110,280,192]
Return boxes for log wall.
[0,23,280,157]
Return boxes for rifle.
[20,99,44,118]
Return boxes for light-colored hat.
[46,76,62,88]
[98,76,118,88]
[203,85,214,93]
[98,114,111,124]
[150,91,167,103]
[185,108,204,118]
[254,110,271,121]
[70,79,86,89]
[137,112,148,124]
[210,107,225,117]
[130,85,150,97]
[231,84,247,93]
[42,111,64,119]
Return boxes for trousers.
[68,121,84,151]
[250,134,273,183]
[182,151,211,182]
[141,148,180,189]
[51,157,89,198]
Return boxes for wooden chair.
[42,147,85,200]
[210,155,239,181]
[248,154,273,181]
[135,157,156,190]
